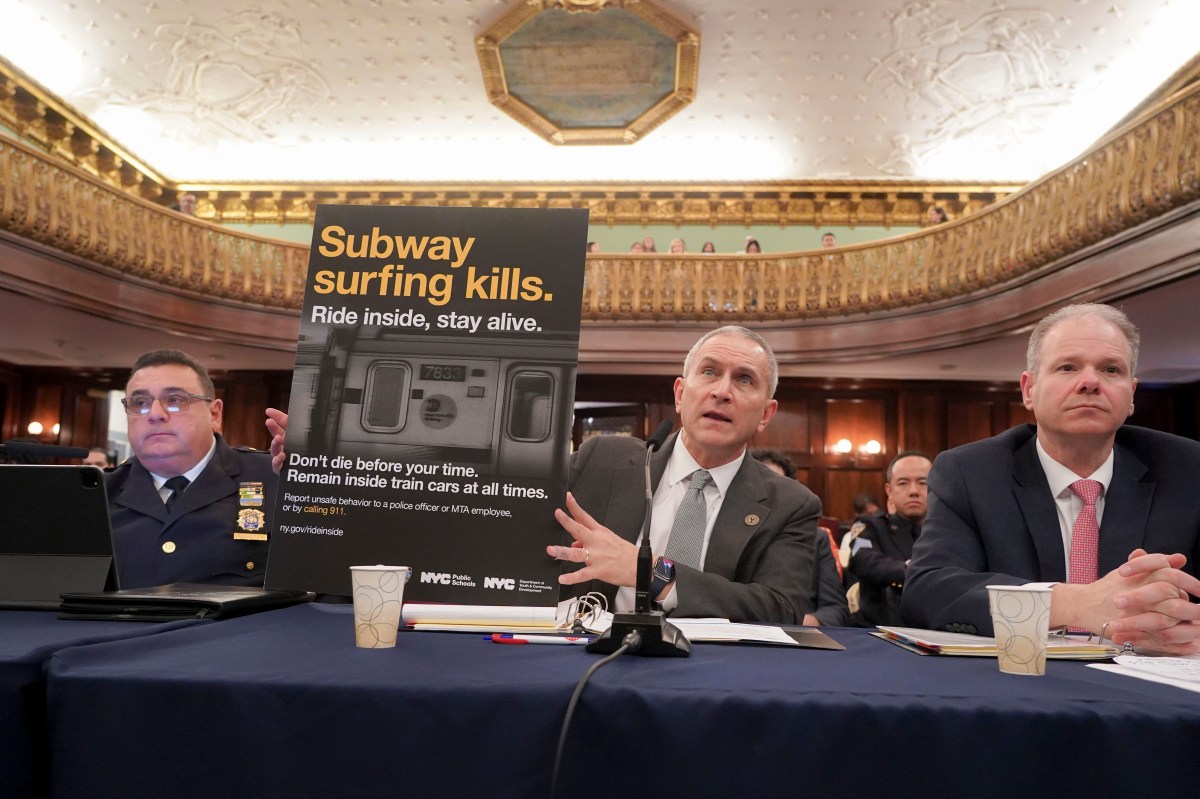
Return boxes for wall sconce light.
[26,421,60,437]
[832,438,883,464]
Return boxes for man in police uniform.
[848,450,932,626]
[105,349,276,589]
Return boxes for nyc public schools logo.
[419,571,476,587]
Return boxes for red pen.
[489,633,591,645]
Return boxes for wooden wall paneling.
[946,400,995,449]
[0,362,20,440]
[823,397,887,457]
[750,400,810,452]
[1007,401,1035,429]
[824,468,887,523]
[29,384,63,443]
[898,389,943,458]
[215,374,272,451]
[62,387,99,449]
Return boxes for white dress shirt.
[614,442,744,612]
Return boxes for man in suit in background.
[106,349,276,589]
[904,304,1200,654]
[548,326,821,624]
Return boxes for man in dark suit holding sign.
[903,304,1200,654]
[547,326,821,624]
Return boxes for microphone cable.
[549,631,641,799]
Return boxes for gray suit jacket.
[566,432,821,624]
[904,424,1200,634]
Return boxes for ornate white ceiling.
[1,0,1196,184]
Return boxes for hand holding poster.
[267,204,588,602]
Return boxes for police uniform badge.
[849,521,873,555]
[233,482,269,541]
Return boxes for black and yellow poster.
[266,204,588,602]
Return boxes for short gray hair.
[1026,303,1140,376]
[682,326,779,398]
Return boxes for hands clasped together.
[1064,549,1200,655]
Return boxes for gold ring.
[584,548,591,563]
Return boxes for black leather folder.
[59,583,314,621]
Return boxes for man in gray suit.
[547,326,821,624]
[904,304,1200,654]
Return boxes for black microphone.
[635,419,673,612]
[1,440,90,461]
[586,419,690,657]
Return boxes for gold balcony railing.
[2,79,1198,321]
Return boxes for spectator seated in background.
[106,349,276,589]
[928,206,949,224]
[904,303,1200,654]
[701,241,716,253]
[670,237,686,254]
[83,447,113,469]
[848,451,932,627]
[852,492,880,516]
[821,232,836,248]
[744,237,762,254]
[752,447,849,627]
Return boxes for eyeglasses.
[121,392,213,416]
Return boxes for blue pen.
[489,633,591,645]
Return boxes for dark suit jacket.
[566,432,821,624]
[903,424,1200,634]
[106,434,278,589]
[810,531,850,627]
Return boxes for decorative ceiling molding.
[5,0,1196,183]
[172,181,1015,227]
[475,0,699,145]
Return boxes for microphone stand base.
[585,610,691,657]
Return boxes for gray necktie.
[663,469,713,569]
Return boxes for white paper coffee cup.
[350,565,412,649]
[987,584,1052,676]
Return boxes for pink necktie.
[1068,479,1102,585]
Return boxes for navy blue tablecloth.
[44,604,1200,799]
[0,611,199,798]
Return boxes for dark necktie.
[163,476,190,514]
